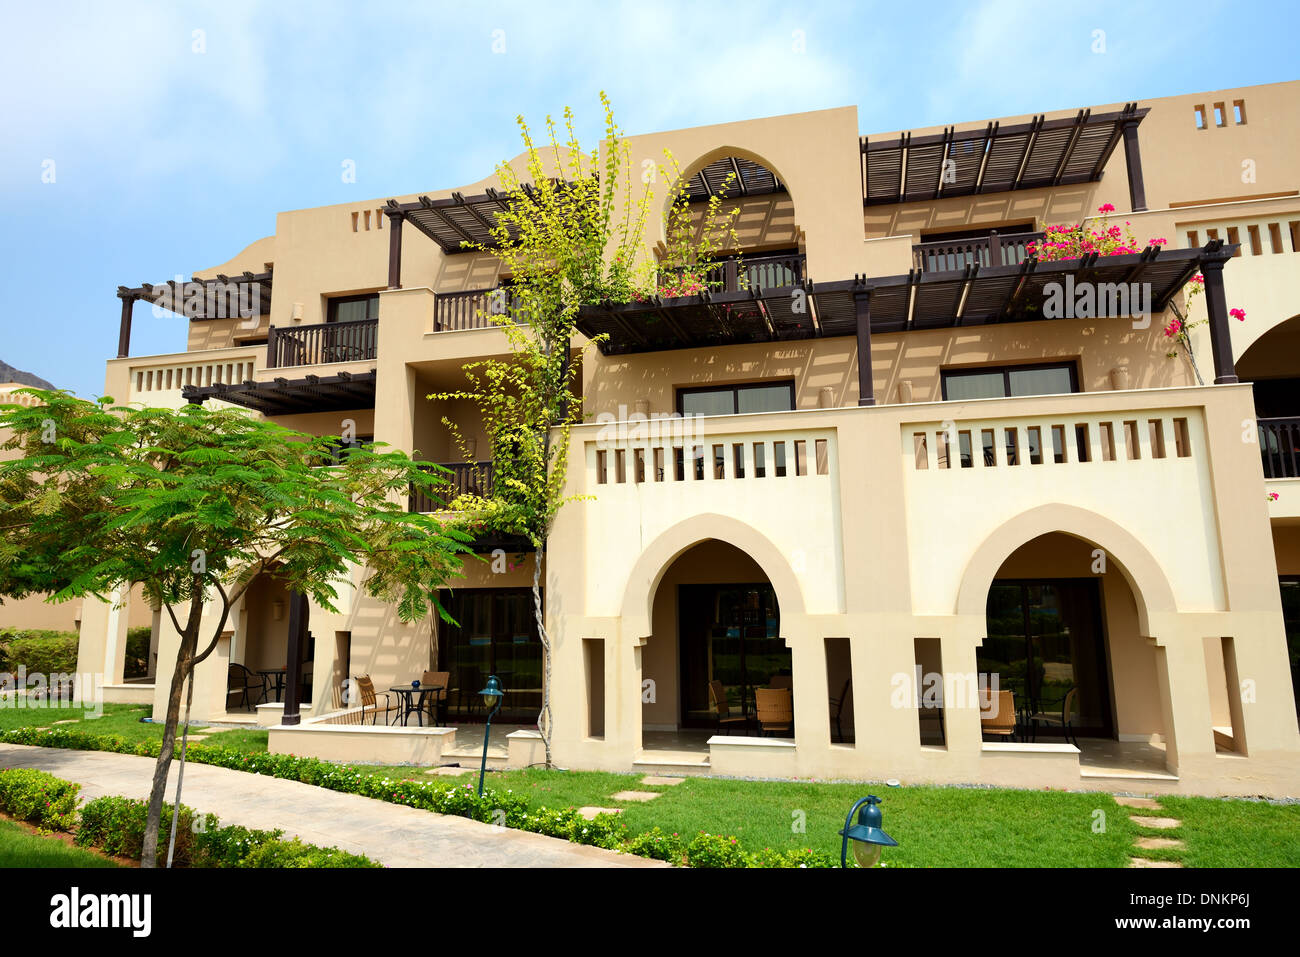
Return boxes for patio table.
[389,685,446,727]
[259,668,287,703]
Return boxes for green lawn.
[0,818,121,868]
[350,764,1300,867]
[4,704,1294,867]
[0,702,268,751]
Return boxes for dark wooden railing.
[681,252,806,293]
[1259,417,1300,479]
[912,231,1044,273]
[267,318,378,369]
[408,461,494,513]
[433,288,521,332]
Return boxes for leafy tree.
[0,391,469,866]
[431,94,740,765]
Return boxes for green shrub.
[237,837,382,868]
[0,628,79,676]
[625,826,685,862]
[0,767,81,830]
[193,822,283,867]
[685,831,750,868]
[75,795,198,866]
[747,845,837,868]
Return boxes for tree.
[430,93,740,765]
[0,391,469,865]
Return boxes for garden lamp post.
[477,675,504,798]
[839,794,898,868]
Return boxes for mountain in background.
[0,360,55,390]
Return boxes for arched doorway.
[641,539,793,749]
[980,532,1170,772]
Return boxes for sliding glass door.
[980,579,1113,738]
[678,583,789,727]
[438,589,542,723]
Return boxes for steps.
[632,750,711,777]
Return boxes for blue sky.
[2,0,1296,398]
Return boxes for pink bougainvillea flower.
[1230,308,1246,321]
[1098,203,1116,213]
[1192,274,1204,284]
[1268,492,1280,502]
[1163,318,1183,338]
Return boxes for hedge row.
[0,765,379,867]
[0,727,837,867]
[0,629,80,676]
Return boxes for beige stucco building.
[72,81,1300,796]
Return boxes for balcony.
[433,289,520,332]
[1260,417,1300,479]
[408,461,494,513]
[266,318,378,369]
[911,230,1043,273]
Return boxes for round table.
[389,686,446,726]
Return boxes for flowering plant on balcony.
[1026,204,1168,261]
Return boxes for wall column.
[384,207,405,290]
[281,591,308,726]
[116,289,136,359]
[1200,247,1239,384]
[854,287,875,406]
[1121,112,1147,213]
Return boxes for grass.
[0,701,269,752]
[0,818,121,868]
[1135,795,1300,868]
[4,705,1294,867]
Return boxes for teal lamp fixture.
[476,675,505,798]
[839,795,898,868]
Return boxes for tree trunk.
[532,548,553,768]
[140,587,203,867]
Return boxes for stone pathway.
[1115,794,1185,868]
[0,744,664,868]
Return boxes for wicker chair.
[979,689,1018,741]
[355,674,400,726]
[709,679,750,736]
[227,664,267,712]
[755,687,794,737]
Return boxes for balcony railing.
[912,231,1044,274]
[433,288,522,332]
[1259,417,1300,479]
[663,252,806,294]
[266,318,378,369]
[408,461,494,513]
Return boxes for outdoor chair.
[1028,686,1079,746]
[227,663,267,712]
[755,687,794,737]
[979,689,1018,741]
[709,679,749,736]
[421,670,450,725]
[829,677,853,743]
[768,674,794,691]
[355,674,400,726]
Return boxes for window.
[940,362,1079,401]
[677,381,796,416]
[327,294,380,323]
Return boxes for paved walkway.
[0,744,664,868]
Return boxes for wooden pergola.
[861,103,1148,210]
[576,241,1241,404]
[115,270,273,358]
[182,369,376,415]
